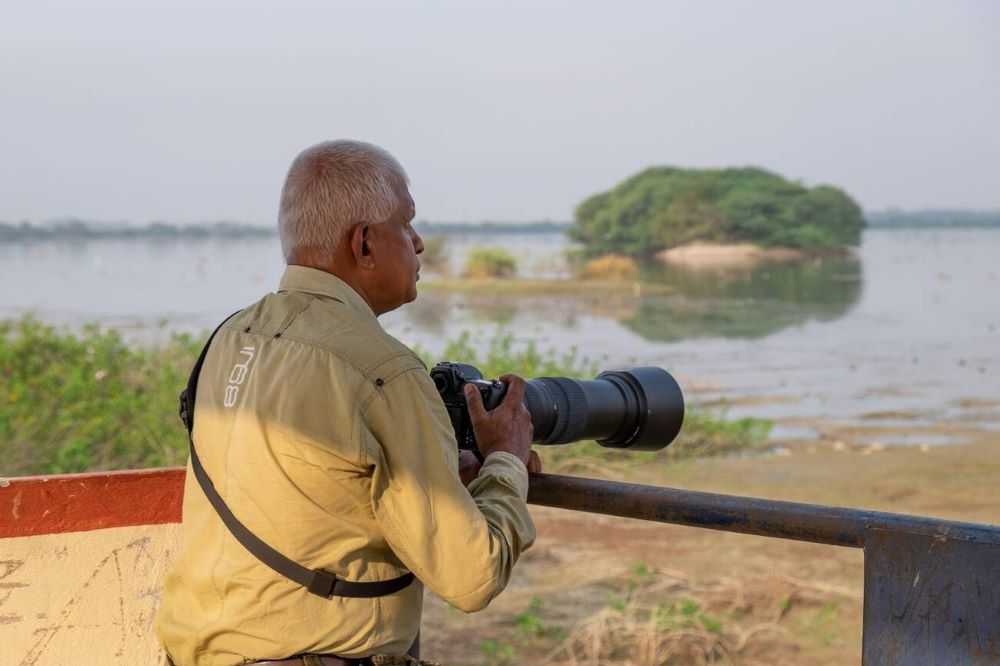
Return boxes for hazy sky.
[1,1,997,224]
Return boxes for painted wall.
[1,523,180,665]
[0,469,185,666]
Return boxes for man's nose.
[412,231,425,255]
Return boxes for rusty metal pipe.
[527,473,1000,548]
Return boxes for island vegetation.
[569,166,865,257]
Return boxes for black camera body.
[430,362,505,453]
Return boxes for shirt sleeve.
[364,366,536,613]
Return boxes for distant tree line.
[0,219,275,241]
[0,218,571,241]
[570,166,866,257]
[865,209,1000,228]
[414,220,570,235]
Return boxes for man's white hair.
[278,140,408,262]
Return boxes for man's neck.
[288,261,381,316]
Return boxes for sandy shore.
[657,242,812,269]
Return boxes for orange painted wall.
[0,467,185,538]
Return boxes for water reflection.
[624,253,864,341]
[410,252,864,343]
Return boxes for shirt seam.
[358,364,434,416]
[365,350,425,377]
[265,330,420,384]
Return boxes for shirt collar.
[278,265,379,324]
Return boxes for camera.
[430,361,684,457]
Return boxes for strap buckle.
[178,389,191,430]
[307,569,339,598]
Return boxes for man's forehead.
[398,188,415,218]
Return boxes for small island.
[569,166,865,266]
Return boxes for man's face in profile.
[367,183,424,315]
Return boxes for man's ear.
[348,223,375,269]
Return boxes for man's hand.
[464,375,541,473]
[459,449,541,486]
[458,450,481,486]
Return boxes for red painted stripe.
[0,467,186,538]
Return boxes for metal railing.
[527,474,1000,665]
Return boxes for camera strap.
[179,312,415,599]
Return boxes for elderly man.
[155,140,539,666]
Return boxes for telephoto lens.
[523,368,684,451]
[429,362,684,453]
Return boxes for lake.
[2,227,998,445]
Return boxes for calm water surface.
[2,228,998,443]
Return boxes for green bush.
[425,329,596,380]
[1,317,770,476]
[570,166,865,256]
[0,317,199,475]
[464,246,518,279]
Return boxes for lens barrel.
[522,367,684,451]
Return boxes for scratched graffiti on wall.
[0,525,180,666]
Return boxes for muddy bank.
[420,428,1000,665]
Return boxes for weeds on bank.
[479,638,517,666]
[515,596,550,640]
[537,563,841,666]
[478,597,551,666]
[462,562,848,666]
[1,316,769,476]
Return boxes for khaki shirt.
[155,266,535,666]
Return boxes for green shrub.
[0,317,199,475]
[425,329,596,380]
[464,246,518,279]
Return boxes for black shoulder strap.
[179,312,414,599]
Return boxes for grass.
[464,562,841,666]
[0,316,770,477]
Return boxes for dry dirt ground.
[418,426,1000,666]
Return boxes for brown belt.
[250,656,371,666]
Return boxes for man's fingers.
[527,450,542,473]
[499,374,528,405]
[464,384,487,423]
